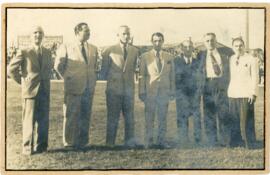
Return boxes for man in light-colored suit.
[101,25,140,147]
[55,23,98,149]
[138,32,175,148]
[8,26,52,155]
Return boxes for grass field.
[6,80,265,170]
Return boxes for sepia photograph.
[1,3,268,173]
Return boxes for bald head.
[30,26,44,46]
[182,40,194,57]
[117,25,130,45]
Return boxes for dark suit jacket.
[174,54,200,99]
[197,47,232,94]
[101,44,139,96]
[7,46,52,98]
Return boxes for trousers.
[22,81,49,154]
[63,87,94,147]
[105,91,135,145]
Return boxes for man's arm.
[7,49,24,84]
[54,44,67,79]
[100,47,110,80]
[249,56,259,104]
[169,57,176,99]
[138,56,147,101]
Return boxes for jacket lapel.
[29,48,41,70]
[74,44,86,63]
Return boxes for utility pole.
[245,9,250,50]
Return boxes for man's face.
[204,34,217,51]
[152,35,164,51]
[77,25,90,42]
[182,41,194,57]
[118,27,130,45]
[31,28,44,46]
[232,40,245,56]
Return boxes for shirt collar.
[33,44,42,54]
[77,40,88,47]
[153,49,162,57]
[208,48,218,55]
[119,42,128,49]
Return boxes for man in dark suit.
[197,33,232,146]
[174,39,201,146]
[8,26,52,155]
[101,25,140,147]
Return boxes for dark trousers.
[106,91,134,145]
[228,98,256,148]
[176,95,201,143]
[63,87,94,147]
[203,78,229,145]
[144,97,169,146]
[22,82,49,154]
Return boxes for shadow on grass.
[47,145,146,153]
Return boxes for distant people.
[101,25,140,147]
[138,32,175,148]
[228,37,258,148]
[7,26,52,155]
[55,23,99,149]
[174,39,201,146]
[197,33,231,146]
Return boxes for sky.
[7,8,265,49]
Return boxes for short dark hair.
[151,32,164,42]
[74,22,88,35]
[232,37,245,46]
[204,32,216,39]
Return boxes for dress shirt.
[206,48,223,78]
[227,53,259,98]
[183,55,192,64]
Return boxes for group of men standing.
[7,23,259,155]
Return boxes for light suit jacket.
[139,49,175,100]
[7,46,52,99]
[101,44,139,96]
[54,42,98,95]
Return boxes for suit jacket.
[7,46,52,99]
[54,42,98,95]
[197,47,231,93]
[174,54,201,99]
[139,49,175,100]
[101,44,139,96]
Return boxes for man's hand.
[248,95,256,104]
[139,93,146,102]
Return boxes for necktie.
[236,56,240,66]
[37,47,42,67]
[156,51,162,72]
[123,46,127,61]
[210,52,221,76]
[81,43,88,64]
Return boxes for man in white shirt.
[228,37,258,148]
[197,33,232,146]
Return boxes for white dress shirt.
[206,49,223,78]
[183,55,192,64]
[227,53,259,98]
